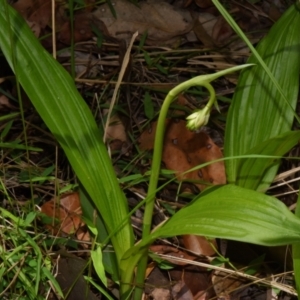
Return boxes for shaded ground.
[0,0,299,299]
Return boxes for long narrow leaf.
[0,4,134,263]
[223,3,300,187]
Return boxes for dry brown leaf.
[150,245,197,266]
[58,13,94,44]
[211,16,234,44]
[26,20,41,37]
[212,270,246,300]
[150,288,171,300]
[0,94,15,109]
[92,0,193,45]
[102,110,129,153]
[105,114,127,143]
[171,280,194,300]
[170,265,214,298]
[76,227,91,248]
[40,192,83,235]
[145,261,156,278]
[193,16,216,47]
[182,235,216,256]
[13,0,52,30]
[139,119,226,191]
[198,13,218,38]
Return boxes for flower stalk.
[132,64,253,300]
[186,82,216,130]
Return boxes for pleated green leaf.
[0,4,134,263]
[123,184,300,270]
[224,3,300,188]
[237,130,300,191]
[153,185,300,247]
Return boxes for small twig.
[103,31,139,143]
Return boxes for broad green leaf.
[224,3,300,187]
[236,131,300,191]
[151,185,300,245]
[121,184,300,280]
[123,184,300,265]
[0,4,134,264]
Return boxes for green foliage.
[1,1,300,299]
[220,1,300,190]
[0,210,63,299]
[153,184,300,245]
[0,0,134,270]
[122,185,300,276]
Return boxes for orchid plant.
[1,1,300,300]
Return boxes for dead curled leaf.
[0,94,16,109]
[182,234,216,256]
[102,109,129,153]
[13,0,95,44]
[40,192,86,237]
[170,264,214,298]
[139,119,226,191]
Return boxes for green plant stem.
[132,65,255,298]
[133,80,216,299]
[144,80,216,235]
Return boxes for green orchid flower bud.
[186,105,210,130]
